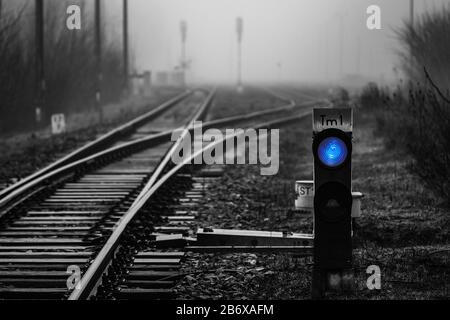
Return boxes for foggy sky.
[5,0,450,85]
[124,0,449,84]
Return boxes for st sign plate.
[295,180,364,218]
[295,181,314,210]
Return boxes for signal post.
[311,108,354,298]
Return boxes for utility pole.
[410,0,414,71]
[95,0,103,122]
[236,17,243,92]
[338,13,344,80]
[320,22,330,83]
[180,20,187,70]
[35,0,45,126]
[123,0,129,94]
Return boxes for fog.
[5,0,450,85]
[120,0,448,85]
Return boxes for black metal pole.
[95,0,103,122]
[410,0,414,71]
[339,14,344,79]
[35,0,45,126]
[123,0,129,94]
[237,41,242,88]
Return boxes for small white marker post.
[51,114,66,135]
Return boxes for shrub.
[359,5,450,205]
[396,3,450,89]
[360,80,450,204]
[402,87,450,203]
[329,87,350,107]
[359,82,387,111]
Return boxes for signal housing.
[312,109,353,270]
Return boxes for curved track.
[0,90,193,200]
[69,91,322,300]
[0,88,325,300]
[0,90,214,299]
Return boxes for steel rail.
[263,87,296,106]
[204,99,315,129]
[267,87,332,107]
[187,246,314,254]
[68,107,313,300]
[67,88,216,300]
[133,89,215,205]
[0,90,209,220]
[269,86,324,102]
[0,87,289,202]
[0,94,321,219]
[0,90,193,200]
[0,87,307,204]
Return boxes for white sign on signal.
[295,181,314,210]
[295,180,363,218]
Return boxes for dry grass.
[359,82,450,206]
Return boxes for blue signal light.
[318,137,348,167]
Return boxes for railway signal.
[311,108,354,297]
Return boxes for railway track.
[99,166,223,300]
[0,90,194,199]
[0,89,214,299]
[0,88,324,300]
[268,87,333,108]
[69,94,320,300]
